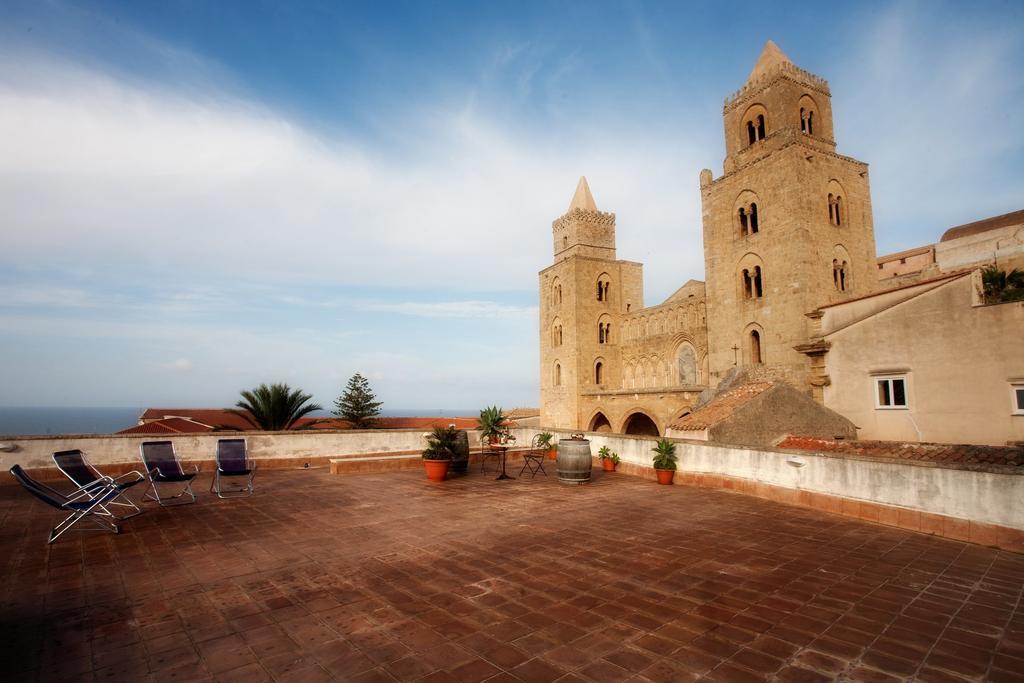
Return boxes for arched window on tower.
[562,236,568,249]
[800,107,807,133]
[750,330,762,365]
[598,322,605,344]
[594,361,604,385]
[807,110,814,135]
[749,203,759,233]
[753,266,763,298]
[747,120,757,145]
[833,259,849,292]
[828,194,835,224]
[738,206,748,236]
[835,196,843,226]
[756,114,765,140]
[597,275,611,302]
[554,362,561,386]
[742,269,753,299]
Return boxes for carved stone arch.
[593,356,606,385]
[832,244,853,292]
[596,271,612,302]
[550,316,563,347]
[734,189,762,238]
[741,103,769,146]
[550,276,562,307]
[742,321,765,366]
[737,252,766,300]
[621,410,661,437]
[798,93,820,135]
[623,360,634,389]
[597,313,613,344]
[827,179,847,226]
[587,410,612,433]
[676,340,698,385]
[552,360,562,387]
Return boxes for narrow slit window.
[750,203,759,233]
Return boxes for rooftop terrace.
[2,468,1023,682]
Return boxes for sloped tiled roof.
[122,410,478,434]
[940,209,1024,242]
[777,436,1024,469]
[668,382,773,431]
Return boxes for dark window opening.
[595,361,603,385]
[749,203,759,233]
[756,115,765,140]
[750,330,762,364]
[738,207,748,235]
[753,266,763,298]
[747,120,756,145]
[742,269,752,299]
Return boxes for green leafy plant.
[333,373,383,428]
[478,405,509,442]
[609,452,621,465]
[422,426,459,460]
[651,438,678,470]
[536,432,554,449]
[598,446,611,460]
[228,383,323,431]
[981,266,1024,303]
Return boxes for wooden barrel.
[557,435,592,485]
[450,430,470,473]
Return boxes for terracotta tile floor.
[1,466,1023,682]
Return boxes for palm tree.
[228,383,323,431]
[982,266,1024,303]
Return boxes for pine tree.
[333,373,383,428]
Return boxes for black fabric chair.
[140,441,198,507]
[210,439,256,498]
[53,449,145,519]
[519,434,548,478]
[9,465,121,544]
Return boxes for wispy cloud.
[355,300,537,319]
[0,285,97,308]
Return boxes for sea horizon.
[0,406,484,437]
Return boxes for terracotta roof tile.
[777,436,1024,469]
[668,382,773,431]
[940,209,1024,242]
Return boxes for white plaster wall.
[510,428,1024,530]
[0,429,480,471]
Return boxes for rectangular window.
[876,376,908,409]
[1013,384,1024,415]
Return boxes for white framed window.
[1012,383,1024,415]
[875,376,908,409]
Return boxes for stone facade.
[540,41,877,433]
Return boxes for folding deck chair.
[519,433,548,478]
[210,438,256,498]
[53,449,145,519]
[9,465,121,544]
[140,441,198,506]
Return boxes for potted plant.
[478,405,510,445]
[652,438,677,485]
[537,432,556,459]
[598,446,620,472]
[422,426,458,482]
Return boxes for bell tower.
[701,40,878,389]
[539,178,643,429]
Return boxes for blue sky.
[1,0,1022,410]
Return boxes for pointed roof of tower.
[747,40,791,82]
[568,176,597,212]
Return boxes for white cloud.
[0,54,709,302]
[354,300,537,319]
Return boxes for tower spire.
[568,176,597,212]
[747,40,791,82]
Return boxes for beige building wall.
[816,273,1024,445]
[702,43,877,389]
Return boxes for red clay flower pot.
[548,448,557,460]
[655,468,674,485]
[602,460,616,472]
[423,459,450,482]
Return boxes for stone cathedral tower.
[701,41,878,386]
[539,178,644,429]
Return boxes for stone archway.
[623,412,659,437]
[589,412,612,432]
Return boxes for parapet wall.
[511,428,1024,551]
[3,427,1021,551]
[0,429,456,481]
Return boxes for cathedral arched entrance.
[622,412,660,437]
[588,412,612,432]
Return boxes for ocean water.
[0,407,480,436]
